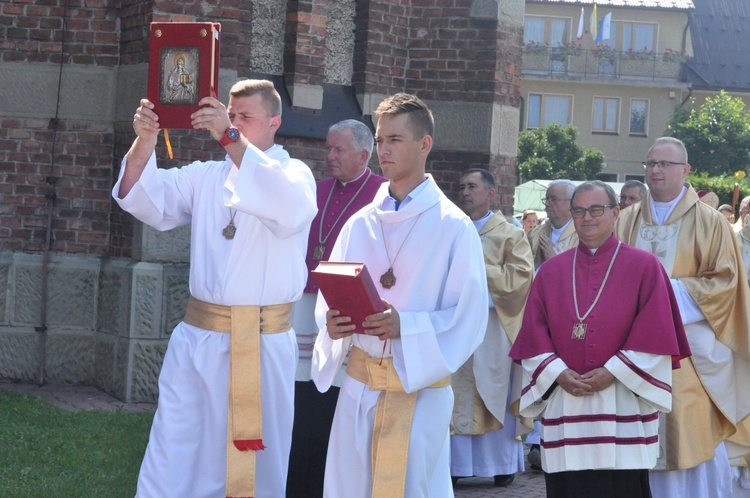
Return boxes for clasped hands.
[556,368,614,397]
[132,97,231,142]
[538,235,556,262]
[325,299,400,341]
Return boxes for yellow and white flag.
[590,3,598,41]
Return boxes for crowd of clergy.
[113,77,750,498]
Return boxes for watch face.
[228,128,240,140]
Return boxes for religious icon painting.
[160,48,200,106]
[147,22,221,129]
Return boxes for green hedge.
[686,173,750,213]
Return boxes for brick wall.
[1,0,121,254]
[0,117,115,254]
[285,0,328,87]
[352,0,409,95]
[495,20,524,108]
[351,0,522,215]
[407,3,499,103]
[2,0,523,257]
[1,0,120,66]
[1,0,525,394]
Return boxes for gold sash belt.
[346,346,450,498]
[183,296,292,498]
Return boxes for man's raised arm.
[119,99,160,199]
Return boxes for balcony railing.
[521,48,687,81]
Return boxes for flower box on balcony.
[626,48,655,61]
[553,42,583,57]
[523,41,550,54]
[662,48,688,63]
[591,44,616,60]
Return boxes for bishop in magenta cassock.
[510,181,690,498]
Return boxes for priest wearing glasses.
[615,137,750,497]
[510,180,690,498]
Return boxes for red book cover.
[147,22,221,129]
[312,262,386,334]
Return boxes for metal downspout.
[37,1,69,386]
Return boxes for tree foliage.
[667,90,750,176]
[517,123,604,181]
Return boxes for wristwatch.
[219,127,240,147]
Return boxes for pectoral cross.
[571,322,587,340]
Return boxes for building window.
[524,17,569,47]
[597,173,618,182]
[593,20,657,53]
[624,174,646,182]
[524,16,571,73]
[593,97,619,133]
[620,22,656,52]
[630,99,649,135]
[527,94,572,128]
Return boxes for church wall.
[0,0,524,401]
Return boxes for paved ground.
[0,381,546,497]
[0,380,156,412]
[452,472,546,498]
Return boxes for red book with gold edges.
[147,22,221,129]
[312,262,386,334]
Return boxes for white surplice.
[113,143,317,498]
[312,176,488,498]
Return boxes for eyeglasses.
[571,204,615,218]
[542,197,571,205]
[643,160,685,169]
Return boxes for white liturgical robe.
[312,176,488,498]
[113,143,317,498]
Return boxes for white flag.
[577,7,584,40]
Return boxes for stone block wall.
[0,0,525,401]
[0,253,98,384]
[96,259,190,403]
[0,251,189,402]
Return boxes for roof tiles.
[687,0,750,91]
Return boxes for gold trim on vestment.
[183,296,291,498]
[663,358,734,469]
[479,212,534,343]
[346,346,450,498]
[615,185,750,469]
[450,359,502,435]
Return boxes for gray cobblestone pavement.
[0,381,544,497]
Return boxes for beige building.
[521,0,695,182]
